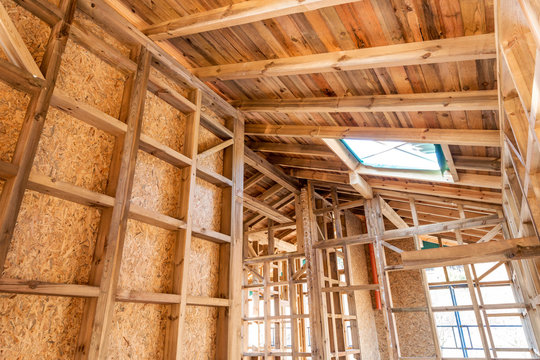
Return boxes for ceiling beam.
[401,236,540,270]
[441,144,459,182]
[269,156,501,188]
[288,169,502,204]
[193,34,496,80]
[454,156,501,172]
[249,142,335,157]
[244,147,301,194]
[380,199,408,229]
[247,231,297,253]
[369,178,502,204]
[233,90,498,113]
[244,194,292,223]
[349,171,373,199]
[267,156,349,172]
[143,0,361,40]
[245,124,501,147]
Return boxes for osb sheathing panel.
[345,212,380,360]
[0,295,85,359]
[386,239,436,358]
[56,39,127,119]
[33,108,116,193]
[182,306,218,360]
[117,220,175,293]
[193,127,224,231]
[188,238,220,298]
[3,191,101,283]
[0,83,29,163]
[106,303,168,360]
[131,150,183,217]
[141,91,186,155]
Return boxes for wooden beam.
[441,144,459,182]
[401,236,540,270]
[274,156,501,188]
[244,172,265,190]
[143,0,361,40]
[289,169,503,203]
[364,197,400,358]
[245,193,295,228]
[369,178,503,204]
[245,124,501,147]
[244,147,300,194]
[247,231,297,252]
[249,142,335,157]
[244,194,293,223]
[454,156,501,172]
[0,0,77,273]
[193,34,496,80]
[0,57,45,93]
[85,48,152,359]
[313,214,503,249]
[165,88,202,359]
[216,114,244,359]
[267,156,348,172]
[234,90,498,113]
[0,0,44,78]
[349,171,373,199]
[380,199,408,229]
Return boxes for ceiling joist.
[143,0,362,40]
[245,124,501,147]
[193,34,496,80]
[288,169,502,204]
[233,90,498,113]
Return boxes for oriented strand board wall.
[0,1,224,358]
[344,211,380,360]
[386,238,436,358]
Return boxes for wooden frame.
[0,0,244,358]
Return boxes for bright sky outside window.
[342,139,445,172]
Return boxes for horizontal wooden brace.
[401,236,540,269]
[0,279,230,306]
[312,215,504,249]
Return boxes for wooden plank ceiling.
[110,0,502,243]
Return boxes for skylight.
[342,139,445,172]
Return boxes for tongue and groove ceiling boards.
[109,0,501,209]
